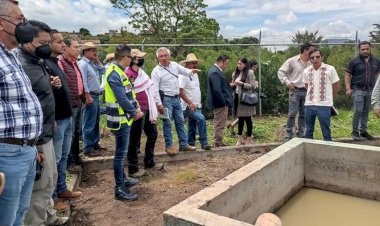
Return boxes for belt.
[294,87,306,90]
[0,138,38,146]
[164,94,179,98]
[90,91,100,96]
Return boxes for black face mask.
[15,21,35,45]
[32,44,52,59]
[136,58,145,67]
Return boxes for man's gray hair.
[0,0,18,15]
[156,47,171,58]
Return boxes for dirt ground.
[70,152,262,226]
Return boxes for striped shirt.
[0,43,43,139]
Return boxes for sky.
[19,0,380,44]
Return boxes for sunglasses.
[310,55,321,60]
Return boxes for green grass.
[175,170,198,183]
[101,109,380,146]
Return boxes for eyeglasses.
[310,55,321,60]
[0,15,27,24]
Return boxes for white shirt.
[151,61,192,105]
[278,54,311,88]
[179,73,201,110]
[303,63,340,107]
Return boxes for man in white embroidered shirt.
[303,49,340,141]
[151,47,199,156]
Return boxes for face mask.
[136,58,145,67]
[32,43,52,59]
[0,17,19,37]
[15,21,35,44]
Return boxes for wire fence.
[92,32,380,117]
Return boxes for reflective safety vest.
[104,63,136,130]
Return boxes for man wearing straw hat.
[78,42,106,157]
[179,53,211,150]
[101,52,115,91]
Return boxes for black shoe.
[84,149,101,157]
[284,137,292,142]
[201,145,212,150]
[125,178,139,188]
[94,144,107,151]
[352,132,363,140]
[115,186,138,201]
[360,132,374,140]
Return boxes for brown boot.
[54,199,70,212]
[165,146,178,156]
[179,145,197,152]
[245,136,253,145]
[236,135,245,146]
[58,190,82,199]
[0,172,5,195]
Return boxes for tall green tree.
[369,24,380,42]
[110,0,218,43]
[292,30,323,44]
[79,28,91,37]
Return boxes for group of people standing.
[278,42,380,142]
[1,2,380,226]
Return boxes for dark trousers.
[238,116,253,136]
[128,111,158,174]
[68,105,82,165]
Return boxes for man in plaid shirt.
[0,1,43,225]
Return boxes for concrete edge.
[81,143,278,174]
[81,137,380,175]
[67,171,82,191]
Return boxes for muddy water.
[276,188,380,226]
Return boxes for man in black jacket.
[46,30,82,213]
[206,55,233,147]
[16,20,66,226]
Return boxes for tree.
[110,0,218,43]
[79,28,91,37]
[370,24,380,42]
[292,30,323,44]
[229,36,259,44]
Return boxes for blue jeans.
[286,88,306,138]
[305,105,332,141]
[82,95,100,153]
[52,117,72,199]
[112,123,131,187]
[352,89,372,133]
[0,143,37,226]
[185,108,208,147]
[162,96,188,148]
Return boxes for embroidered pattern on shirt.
[307,68,314,101]
[320,67,327,101]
